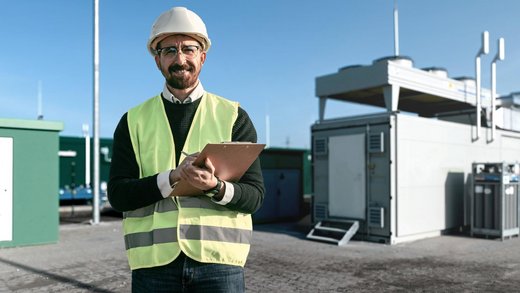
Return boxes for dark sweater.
[108,97,265,214]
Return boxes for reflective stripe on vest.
[124,92,252,270]
[125,225,252,250]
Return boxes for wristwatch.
[203,177,222,198]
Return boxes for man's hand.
[180,156,218,191]
[168,152,200,189]
[169,153,221,195]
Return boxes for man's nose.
[173,51,187,63]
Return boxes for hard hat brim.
[148,33,211,55]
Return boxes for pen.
[181,151,192,157]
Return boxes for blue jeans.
[131,252,245,293]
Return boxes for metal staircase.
[306,219,359,246]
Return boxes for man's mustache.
[169,64,193,72]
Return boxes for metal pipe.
[491,38,505,142]
[83,124,90,188]
[265,114,270,148]
[37,81,43,120]
[365,124,371,240]
[475,56,482,139]
[92,0,100,224]
[393,0,399,56]
[491,61,496,141]
[475,31,489,140]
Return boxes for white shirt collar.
[162,81,205,104]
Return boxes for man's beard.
[165,63,199,90]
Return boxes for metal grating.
[368,132,384,153]
[314,138,328,156]
[314,203,328,220]
[368,207,384,228]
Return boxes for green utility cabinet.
[0,118,63,248]
[253,148,311,223]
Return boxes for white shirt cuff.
[157,170,174,198]
[212,181,234,205]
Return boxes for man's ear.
[200,51,207,65]
[154,55,161,69]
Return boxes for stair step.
[305,234,343,244]
[307,220,359,246]
[313,225,349,233]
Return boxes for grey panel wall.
[311,112,520,244]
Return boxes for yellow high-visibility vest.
[124,93,252,270]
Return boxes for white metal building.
[309,56,520,244]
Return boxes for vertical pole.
[393,0,399,56]
[37,81,43,120]
[92,0,100,224]
[265,114,270,148]
[83,124,91,189]
[491,38,505,142]
[491,61,496,141]
[475,56,481,140]
[475,31,489,141]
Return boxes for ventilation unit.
[369,132,384,153]
[368,206,385,228]
[313,203,328,221]
[314,138,328,156]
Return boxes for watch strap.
[203,177,222,198]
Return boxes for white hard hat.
[147,7,211,56]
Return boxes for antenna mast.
[37,81,43,120]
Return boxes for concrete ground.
[1,207,520,292]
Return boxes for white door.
[0,137,13,241]
[328,134,366,219]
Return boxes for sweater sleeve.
[107,113,165,212]
[224,107,265,214]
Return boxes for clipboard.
[172,142,265,196]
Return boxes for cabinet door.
[255,169,301,222]
[0,137,13,241]
[329,134,366,219]
[276,170,301,219]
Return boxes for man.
[108,6,265,292]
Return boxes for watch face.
[205,189,218,197]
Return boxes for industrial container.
[0,118,63,247]
[309,56,520,244]
[253,148,311,223]
[471,162,520,240]
[59,136,113,203]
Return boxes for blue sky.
[1,0,519,148]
